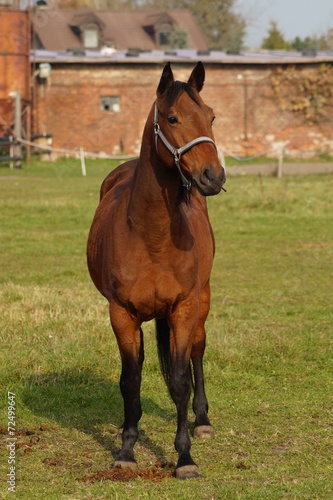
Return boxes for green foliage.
[0,159,332,498]
[261,21,333,52]
[170,27,188,49]
[261,21,289,50]
[270,64,333,124]
[290,28,333,51]
[190,0,246,50]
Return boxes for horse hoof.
[194,425,215,439]
[113,460,138,471]
[175,464,202,479]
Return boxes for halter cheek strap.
[153,101,217,191]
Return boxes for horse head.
[154,62,226,196]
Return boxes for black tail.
[155,318,194,392]
[155,318,172,389]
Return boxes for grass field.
[0,159,332,499]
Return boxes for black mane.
[164,81,201,108]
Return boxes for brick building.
[1,6,333,160]
[32,49,333,158]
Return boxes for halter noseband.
[153,101,217,191]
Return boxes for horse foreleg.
[191,332,214,439]
[192,283,214,439]
[168,306,202,479]
[169,352,202,479]
[109,301,144,470]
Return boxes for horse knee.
[169,367,192,405]
[120,370,141,393]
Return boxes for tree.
[290,29,333,51]
[261,21,290,50]
[192,0,246,51]
[170,27,188,49]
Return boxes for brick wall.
[0,10,30,135]
[32,62,333,158]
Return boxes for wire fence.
[11,136,332,180]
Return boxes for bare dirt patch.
[78,462,174,483]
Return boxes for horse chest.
[115,246,198,319]
[104,202,214,320]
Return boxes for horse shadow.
[22,368,174,463]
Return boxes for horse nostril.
[202,168,213,183]
[200,166,226,190]
[203,169,210,181]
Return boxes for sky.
[239,0,333,49]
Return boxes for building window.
[159,31,170,47]
[84,28,98,49]
[100,96,120,113]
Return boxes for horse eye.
[168,115,178,125]
[212,115,216,124]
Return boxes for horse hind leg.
[110,302,144,470]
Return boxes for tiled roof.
[32,9,208,51]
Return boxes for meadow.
[0,158,332,499]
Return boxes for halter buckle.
[154,122,160,135]
[174,150,181,163]
[174,152,191,191]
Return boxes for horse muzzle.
[193,165,226,196]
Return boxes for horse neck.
[128,107,184,235]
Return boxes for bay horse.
[87,62,226,479]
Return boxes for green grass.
[0,159,332,499]
[224,153,333,165]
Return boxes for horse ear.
[157,62,174,96]
[188,61,205,92]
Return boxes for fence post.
[9,135,14,170]
[9,92,22,167]
[80,147,87,176]
[277,148,284,178]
